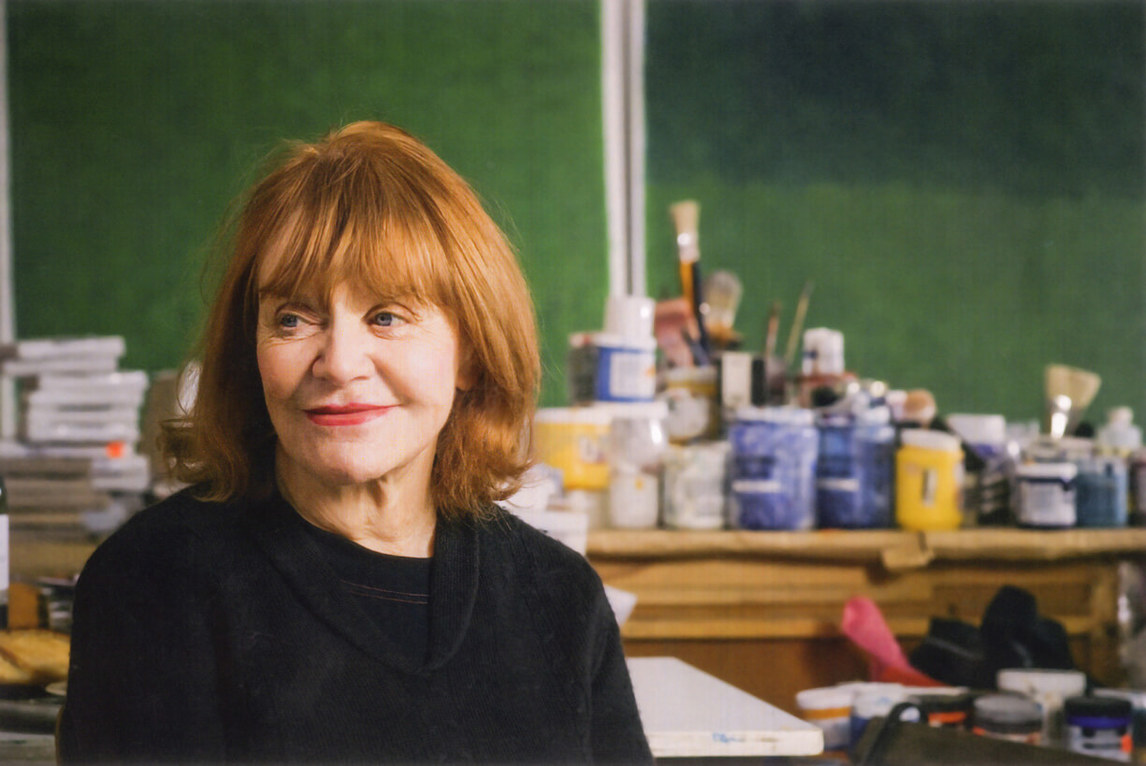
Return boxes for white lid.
[1016,461,1078,480]
[735,405,815,427]
[997,668,1086,695]
[534,406,614,426]
[795,686,854,711]
[947,414,1007,445]
[900,428,961,452]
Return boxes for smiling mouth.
[304,404,393,427]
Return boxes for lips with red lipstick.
[304,403,393,427]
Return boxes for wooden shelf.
[587,527,1146,714]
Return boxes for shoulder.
[468,507,611,621]
[475,507,597,580]
[79,487,252,588]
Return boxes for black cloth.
[298,517,432,665]
[58,488,652,764]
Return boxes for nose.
[311,320,373,384]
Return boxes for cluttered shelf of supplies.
[587,527,1146,717]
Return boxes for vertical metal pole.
[625,0,646,298]
[0,0,16,440]
[602,0,629,297]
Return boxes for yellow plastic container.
[895,429,964,530]
[532,407,612,490]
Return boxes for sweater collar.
[244,492,479,674]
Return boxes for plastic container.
[532,407,612,491]
[728,406,818,530]
[947,414,1012,526]
[1096,407,1142,458]
[662,441,729,530]
[605,402,668,529]
[895,429,964,530]
[795,686,853,751]
[816,407,895,529]
[997,668,1087,744]
[566,333,656,404]
[1075,456,1129,528]
[971,693,1043,745]
[1093,689,1146,757]
[849,685,916,751]
[1015,462,1077,528]
[1064,695,1133,761]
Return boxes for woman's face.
[255,280,466,493]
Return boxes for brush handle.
[690,261,710,356]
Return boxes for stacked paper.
[0,336,151,536]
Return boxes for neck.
[275,449,437,558]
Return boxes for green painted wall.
[645,0,1146,424]
[10,0,1146,425]
[8,0,606,407]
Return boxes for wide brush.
[1044,364,1102,436]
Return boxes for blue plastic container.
[816,408,895,529]
[1075,456,1128,527]
[728,406,818,530]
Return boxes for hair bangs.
[251,169,456,315]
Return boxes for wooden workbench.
[588,528,1146,714]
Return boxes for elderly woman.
[58,122,652,764]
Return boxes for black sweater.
[58,489,653,764]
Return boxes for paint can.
[532,407,612,492]
[795,686,854,751]
[1075,456,1129,528]
[661,440,729,529]
[895,429,964,530]
[1065,695,1133,762]
[1015,462,1077,528]
[816,406,895,529]
[605,402,668,529]
[971,693,1043,745]
[727,406,818,530]
[566,332,656,404]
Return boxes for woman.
[58,122,652,764]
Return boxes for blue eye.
[373,312,401,327]
[278,314,300,328]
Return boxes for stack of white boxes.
[0,336,150,537]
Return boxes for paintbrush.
[1044,364,1102,436]
[669,200,710,355]
[763,300,782,360]
[704,269,742,349]
[783,280,814,371]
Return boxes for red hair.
[163,122,539,516]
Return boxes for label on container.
[1067,725,1131,761]
[732,479,782,494]
[1018,479,1076,527]
[817,477,860,492]
[597,346,656,401]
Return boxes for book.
[2,356,119,377]
[0,336,125,361]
